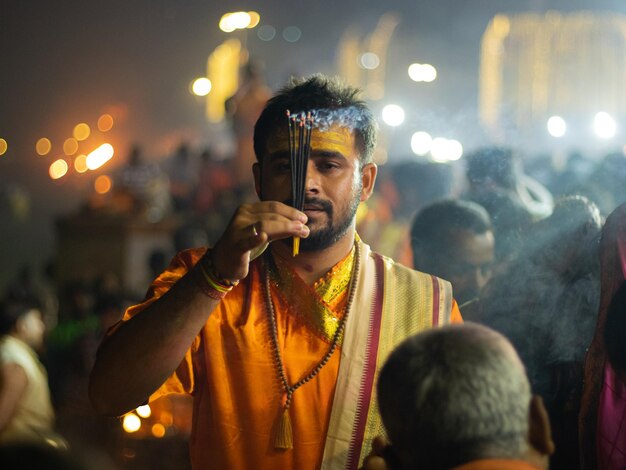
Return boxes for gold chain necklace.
[263,242,361,450]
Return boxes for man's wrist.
[193,252,238,300]
[201,250,240,288]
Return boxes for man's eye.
[318,162,339,171]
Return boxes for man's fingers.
[252,219,309,241]
[243,201,308,224]
[239,230,269,252]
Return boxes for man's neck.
[270,230,356,286]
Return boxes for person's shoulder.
[0,336,34,369]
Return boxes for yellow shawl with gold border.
[321,241,455,469]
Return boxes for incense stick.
[286,110,314,256]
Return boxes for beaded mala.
[263,242,361,450]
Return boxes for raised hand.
[210,201,309,283]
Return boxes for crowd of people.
[1,73,626,470]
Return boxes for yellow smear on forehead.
[266,124,355,155]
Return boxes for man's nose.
[305,161,320,194]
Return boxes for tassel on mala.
[274,391,294,450]
[274,407,293,449]
[264,237,361,451]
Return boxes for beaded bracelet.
[194,263,231,300]
[193,252,239,300]
[202,252,240,288]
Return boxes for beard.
[298,184,362,252]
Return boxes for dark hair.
[0,296,41,336]
[466,147,521,190]
[410,199,492,264]
[253,75,377,166]
[605,282,626,373]
[525,195,602,278]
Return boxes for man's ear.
[360,162,378,202]
[528,395,555,456]
[253,162,262,199]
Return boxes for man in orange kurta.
[90,75,461,470]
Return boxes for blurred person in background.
[115,144,171,221]
[367,323,554,470]
[165,142,198,213]
[580,201,626,470]
[477,195,602,469]
[226,60,273,191]
[410,199,495,311]
[575,151,626,217]
[0,296,66,449]
[464,147,551,267]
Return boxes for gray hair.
[377,323,531,470]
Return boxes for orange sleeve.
[103,248,207,400]
[450,299,463,324]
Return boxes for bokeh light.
[63,138,79,156]
[122,413,141,433]
[381,104,405,127]
[97,114,114,132]
[86,143,114,170]
[219,12,259,32]
[547,116,567,137]
[593,112,616,139]
[429,138,464,162]
[151,423,166,438]
[49,159,69,179]
[359,52,380,70]
[430,137,450,162]
[74,154,88,173]
[73,123,91,141]
[36,138,52,156]
[283,26,302,42]
[160,411,173,427]
[136,405,152,418]
[94,175,112,194]
[0,138,7,156]
[420,64,437,82]
[248,11,260,28]
[257,25,276,41]
[408,63,438,82]
[411,131,433,156]
[191,78,212,96]
[447,139,464,160]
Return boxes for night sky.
[1,0,623,289]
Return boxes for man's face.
[440,229,495,305]
[255,124,376,251]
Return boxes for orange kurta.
[124,248,353,469]
[121,246,462,470]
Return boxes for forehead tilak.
[266,125,354,155]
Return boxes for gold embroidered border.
[268,247,355,343]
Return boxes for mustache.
[283,197,333,213]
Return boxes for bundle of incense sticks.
[286,110,313,256]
